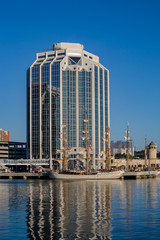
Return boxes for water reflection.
[26,180,123,239]
[1,178,160,239]
[25,178,160,239]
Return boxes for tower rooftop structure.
[36,42,99,64]
[53,42,84,51]
[149,141,156,147]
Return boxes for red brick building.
[0,129,10,142]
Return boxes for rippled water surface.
[0,178,160,239]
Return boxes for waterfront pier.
[0,172,49,179]
[124,171,158,179]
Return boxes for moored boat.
[49,170,124,180]
[51,120,124,180]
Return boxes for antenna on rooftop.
[42,48,53,51]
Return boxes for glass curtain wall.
[78,71,84,147]
[28,50,109,162]
[100,68,103,151]
[51,62,60,158]
[78,70,92,148]
[62,70,71,148]
[31,64,40,159]
[41,63,50,158]
[94,66,99,155]
[27,69,30,158]
[105,70,108,130]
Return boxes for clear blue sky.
[0,0,160,150]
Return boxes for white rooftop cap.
[53,42,84,50]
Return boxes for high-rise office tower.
[27,43,110,168]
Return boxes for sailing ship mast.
[104,127,111,171]
[81,118,90,175]
[144,136,147,168]
[124,124,130,172]
[62,124,67,172]
[57,123,68,172]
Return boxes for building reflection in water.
[26,178,159,240]
[26,180,123,239]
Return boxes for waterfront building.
[148,141,157,167]
[8,142,27,160]
[0,129,9,142]
[148,141,157,160]
[0,142,8,159]
[0,141,27,160]
[27,42,110,169]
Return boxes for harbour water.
[0,178,160,240]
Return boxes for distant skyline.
[0,0,160,150]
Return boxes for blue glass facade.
[51,62,60,157]
[41,63,50,158]
[105,70,108,130]
[94,66,99,154]
[62,70,76,148]
[27,44,109,167]
[100,68,103,151]
[31,64,40,159]
[78,71,92,148]
[27,69,30,158]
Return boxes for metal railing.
[0,159,49,166]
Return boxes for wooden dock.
[0,171,159,180]
[0,172,49,179]
[124,171,158,179]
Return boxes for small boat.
[49,170,124,180]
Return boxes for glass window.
[37,60,44,63]
[56,57,64,60]
[58,52,65,56]
[48,54,55,57]
[46,58,54,61]
[38,55,45,59]
[95,66,99,154]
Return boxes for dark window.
[70,57,81,63]
[56,57,64,60]
[37,60,44,63]
[48,54,55,57]
[58,52,65,56]
[46,59,54,61]
[38,55,45,59]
